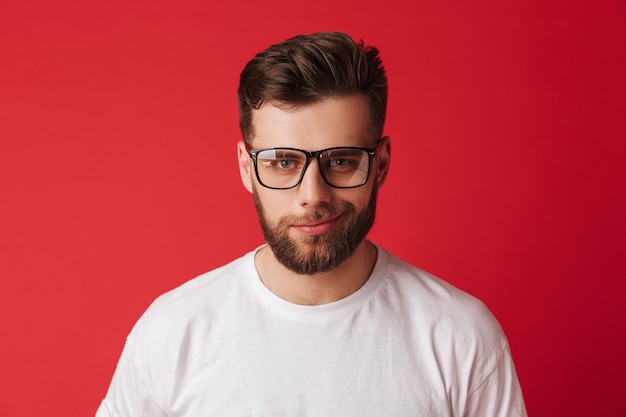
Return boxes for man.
[97,32,527,416]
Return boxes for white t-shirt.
[97,245,527,417]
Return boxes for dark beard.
[253,185,377,275]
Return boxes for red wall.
[1,0,625,415]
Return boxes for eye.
[327,156,361,171]
[330,158,351,167]
[260,156,302,171]
[277,159,296,169]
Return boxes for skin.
[237,94,391,305]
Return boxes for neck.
[254,240,378,306]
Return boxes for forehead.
[250,94,374,150]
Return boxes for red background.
[1,0,625,415]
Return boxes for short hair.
[237,31,388,143]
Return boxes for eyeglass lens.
[255,148,371,189]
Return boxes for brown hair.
[237,32,388,143]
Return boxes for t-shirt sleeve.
[95,331,168,417]
[464,344,527,417]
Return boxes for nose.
[296,158,332,208]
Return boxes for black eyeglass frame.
[246,141,382,190]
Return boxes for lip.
[291,215,341,236]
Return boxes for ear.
[374,136,391,187]
[237,141,254,193]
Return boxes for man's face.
[237,94,390,275]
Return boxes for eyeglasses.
[247,142,381,190]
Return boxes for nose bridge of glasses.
[300,150,325,179]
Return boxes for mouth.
[291,214,342,236]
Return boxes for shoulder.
[381,251,488,312]
[382,254,527,416]
[377,248,507,348]
[376,249,516,394]
[128,252,253,346]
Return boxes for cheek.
[254,189,290,222]
[338,186,374,210]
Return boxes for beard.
[253,184,378,275]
